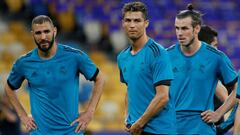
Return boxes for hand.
[21,115,37,132]
[201,110,220,123]
[70,111,93,133]
[130,120,144,135]
[124,123,131,132]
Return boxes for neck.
[181,40,201,56]
[131,34,148,55]
[38,42,57,59]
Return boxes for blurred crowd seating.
[0,0,239,134]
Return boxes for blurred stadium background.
[0,0,239,135]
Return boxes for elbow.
[157,93,169,107]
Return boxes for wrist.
[137,117,146,128]
[19,113,28,120]
[214,111,222,121]
[86,107,95,115]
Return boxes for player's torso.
[168,44,220,110]
[23,54,78,88]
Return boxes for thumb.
[70,119,79,126]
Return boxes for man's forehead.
[175,17,192,26]
[32,22,53,30]
[124,12,143,19]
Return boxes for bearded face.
[32,22,56,52]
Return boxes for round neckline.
[35,44,59,61]
[129,38,153,56]
[178,42,204,58]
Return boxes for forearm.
[233,100,240,135]
[125,92,128,117]
[215,82,237,117]
[138,86,169,126]
[4,84,28,120]
[2,106,18,122]
[86,71,105,113]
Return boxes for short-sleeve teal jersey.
[7,44,98,135]
[237,72,240,99]
[167,42,237,134]
[167,42,237,111]
[117,38,176,134]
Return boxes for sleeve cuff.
[7,80,18,90]
[154,79,172,87]
[225,77,238,88]
[90,68,99,81]
[237,94,240,99]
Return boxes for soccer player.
[198,25,219,48]
[0,74,21,135]
[167,4,238,134]
[199,25,238,135]
[233,72,240,135]
[199,25,228,115]
[117,2,176,134]
[4,15,105,135]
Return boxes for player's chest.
[121,57,151,80]
[171,56,217,78]
[24,61,77,86]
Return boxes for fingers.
[70,119,78,126]
[130,124,142,135]
[131,128,142,135]
[124,124,131,132]
[201,110,215,123]
[75,122,87,133]
[200,110,208,116]
[26,125,32,132]
[25,118,37,132]
[71,118,88,133]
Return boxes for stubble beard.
[181,36,195,48]
[34,34,55,52]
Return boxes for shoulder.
[59,44,86,56]
[146,40,166,57]
[17,49,35,63]
[203,43,225,57]
[60,44,85,55]
[117,46,130,60]
[10,49,35,69]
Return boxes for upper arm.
[215,82,228,102]
[218,54,237,87]
[151,49,173,86]
[236,73,240,99]
[7,60,25,90]
[76,52,98,81]
[117,55,127,84]
[155,85,169,99]
[93,70,104,83]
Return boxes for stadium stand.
[0,0,239,134]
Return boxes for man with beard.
[117,2,176,135]
[4,15,105,135]
[167,4,238,134]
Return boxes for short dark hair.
[176,4,203,27]
[198,25,218,44]
[122,1,148,20]
[31,15,54,29]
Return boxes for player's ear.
[53,27,57,37]
[195,25,201,34]
[145,19,149,28]
[122,19,125,27]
